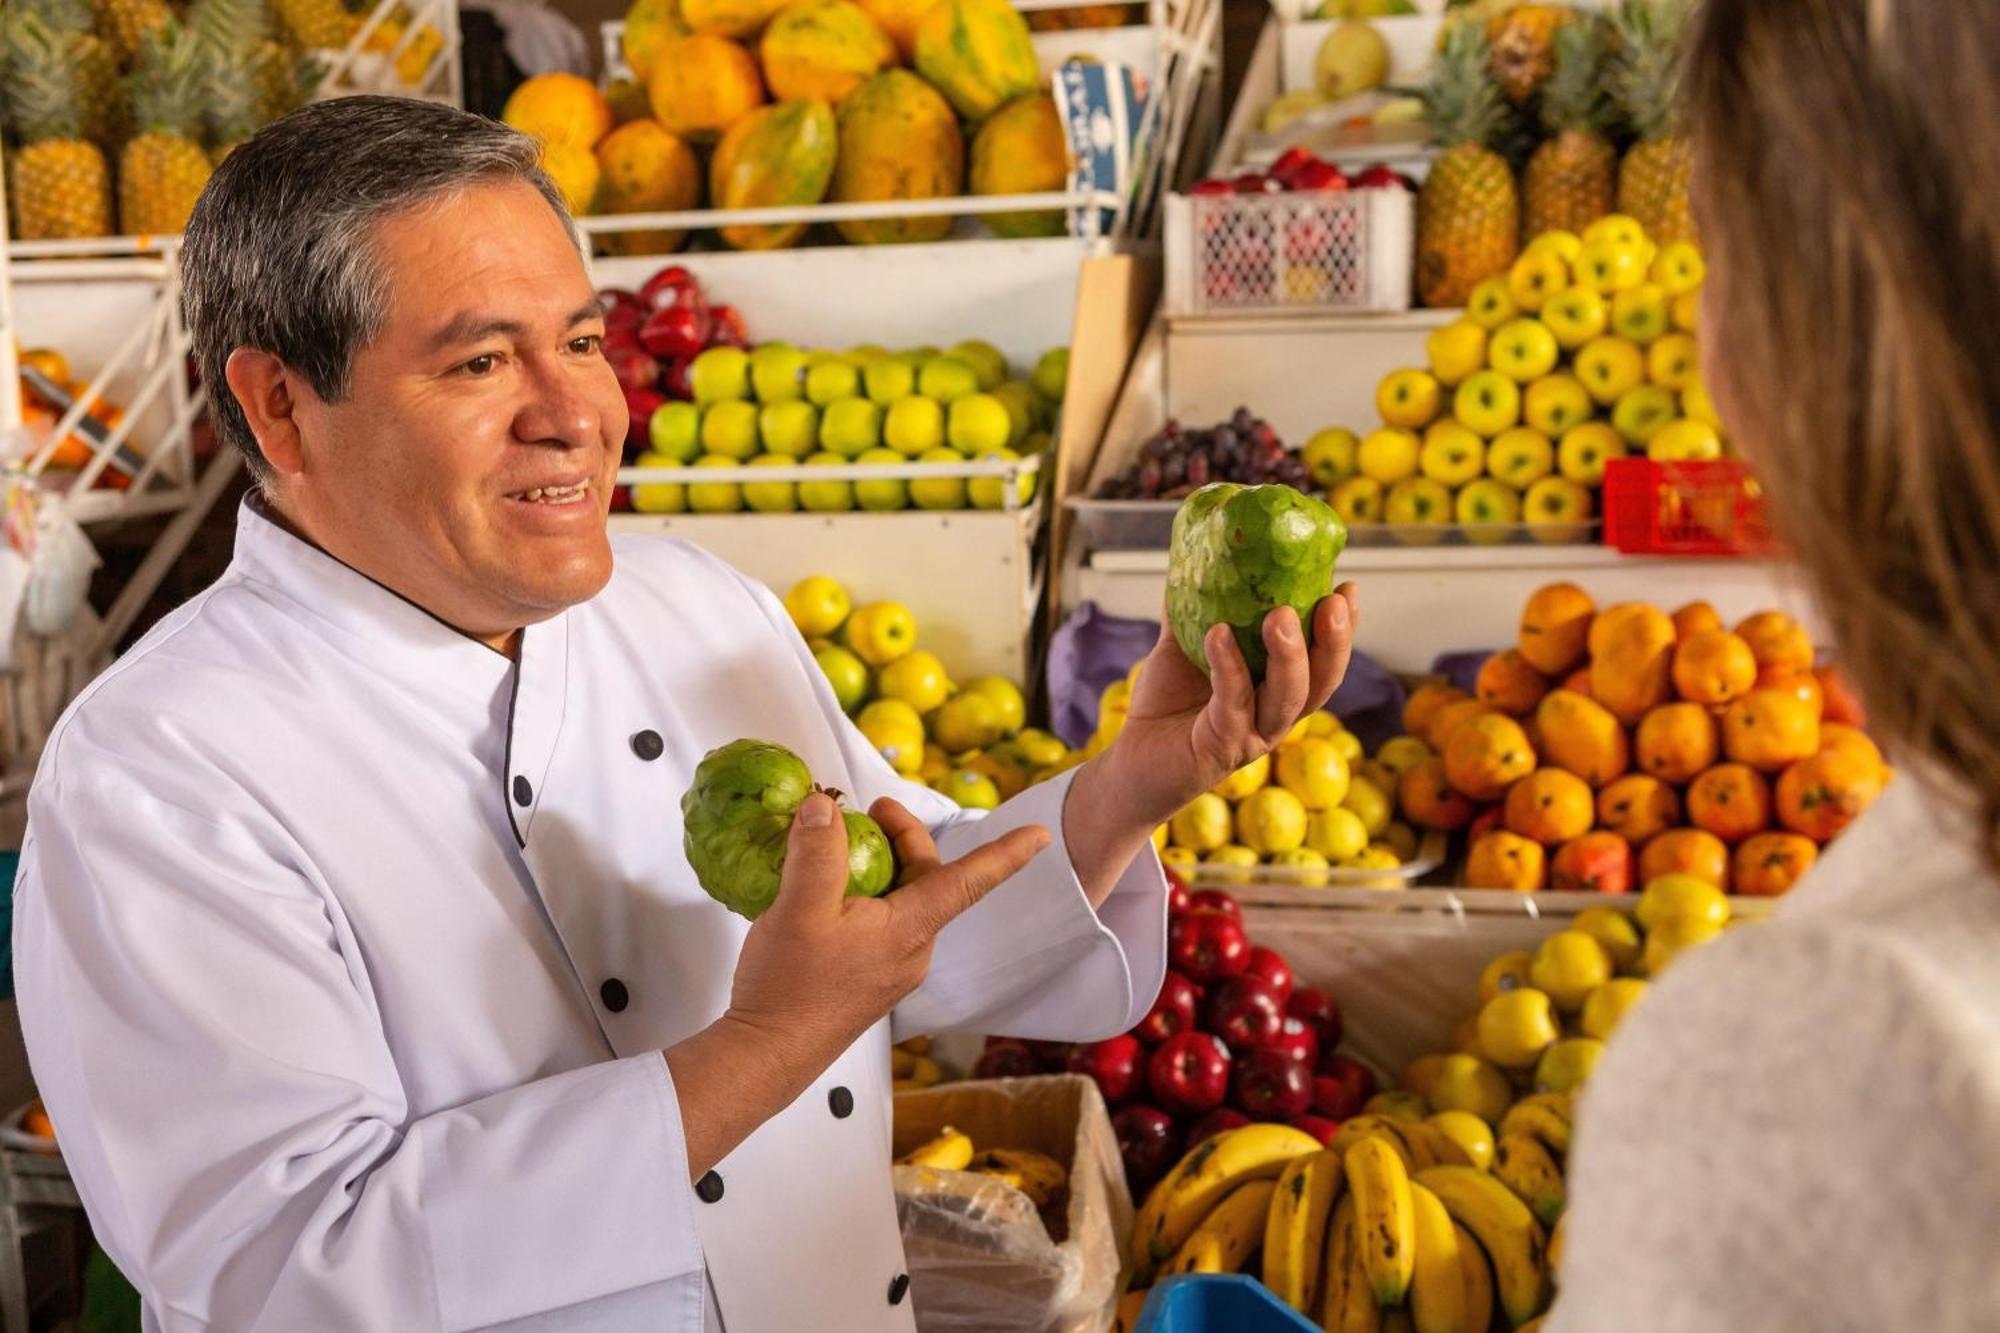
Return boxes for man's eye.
[569,335,603,355]
[462,354,500,376]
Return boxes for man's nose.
[515,355,605,448]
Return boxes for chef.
[13,97,1359,1332]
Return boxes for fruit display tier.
[319,0,461,105]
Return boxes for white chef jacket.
[13,497,1167,1332]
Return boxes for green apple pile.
[630,341,1069,515]
[1302,216,1718,543]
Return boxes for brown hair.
[1684,0,2000,860]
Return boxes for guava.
[1166,482,1347,683]
[681,739,896,920]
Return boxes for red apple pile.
[1187,151,1415,198]
[599,265,750,473]
[975,870,1381,1195]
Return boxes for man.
[15,97,1357,1331]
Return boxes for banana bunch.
[896,1128,1068,1208]
[1126,1100,1575,1330]
[891,1036,943,1093]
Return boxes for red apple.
[1068,1034,1144,1106]
[1269,1017,1319,1069]
[707,304,749,349]
[1186,888,1241,921]
[640,304,710,360]
[1232,171,1278,194]
[603,302,642,336]
[1168,912,1250,983]
[1206,976,1286,1051]
[1289,1113,1342,1146]
[1287,987,1345,1052]
[1268,146,1319,189]
[1550,831,1634,895]
[1134,970,1200,1044]
[1232,1047,1313,1119]
[609,347,661,395]
[1147,1031,1232,1117]
[602,326,644,361]
[1020,1039,1074,1071]
[640,264,701,311]
[1164,869,1191,919]
[1112,1104,1183,1189]
[610,484,632,513]
[1244,946,1295,1005]
[1188,178,1233,197]
[662,355,695,401]
[622,388,666,448]
[1291,160,1350,192]
[974,1038,1040,1080]
[1184,1107,1252,1146]
[1354,163,1404,190]
[1313,1054,1377,1120]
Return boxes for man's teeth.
[518,483,586,503]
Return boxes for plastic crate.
[1601,457,1776,556]
[1135,1275,1320,1332]
[1163,187,1413,316]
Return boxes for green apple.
[743,454,799,513]
[1523,373,1592,438]
[758,400,819,458]
[864,356,917,406]
[1424,319,1488,386]
[918,356,979,403]
[1646,333,1699,391]
[806,357,861,407]
[1453,370,1523,437]
[854,447,909,511]
[628,451,687,513]
[1384,476,1452,526]
[700,400,761,460]
[688,454,744,513]
[1376,368,1443,430]
[949,339,1008,391]
[1610,283,1671,344]
[1524,475,1594,526]
[1303,427,1359,487]
[1646,418,1724,462]
[689,346,750,406]
[819,396,883,457]
[845,343,891,366]
[1542,288,1609,350]
[1488,318,1561,382]
[1611,385,1679,445]
[947,393,1011,454]
[814,643,871,714]
[990,381,1041,446]
[748,343,807,403]
[1358,427,1420,485]
[909,447,969,510]
[1455,477,1522,526]
[885,395,945,457]
[647,400,701,463]
[968,447,1035,510]
[1418,420,1485,487]
[1487,428,1556,488]
[1031,347,1069,404]
[1573,336,1646,406]
[1557,422,1628,484]
[798,452,856,512]
[1329,476,1384,527]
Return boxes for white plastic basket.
[1163,185,1412,316]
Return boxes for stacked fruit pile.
[1092,408,1311,502]
[1387,582,1883,894]
[0,0,441,240]
[782,575,1082,809]
[500,0,1085,252]
[1308,217,1711,538]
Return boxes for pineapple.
[1,13,115,238]
[11,0,122,144]
[119,24,215,235]
[189,0,302,162]
[1522,16,1615,237]
[1415,23,1521,308]
[272,0,353,52]
[92,0,174,63]
[1487,3,1569,105]
[1612,0,1696,243]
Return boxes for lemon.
[1380,821,1419,863]
[1376,735,1436,776]
[1236,786,1309,855]
[1329,730,1363,763]
[1340,776,1392,837]
[1428,1111,1496,1171]
[843,600,917,666]
[1580,977,1649,1039]
[1151,824,1168,852]
[1640,915,1724,977]
[1637,874,1732,933]
[918,742,952,785]
[961,676,1026,736]
[1275,737,1352,811]
[1306,807,1370,862]
[1478,950,1535,1005]
[1428,1053,1513,1123]
[1534,1037,1606,1094]
[1571,906,1644,975]
[1169,793,1233,853]
[782,575,850,639]
[928,692,1003,754]
[1212,754,1271,803]
[1529,932,1614,1015]
[1013,729,1070,769]
[939,768,1001,810]
[1270,846,1331,886]
[876,650,952,713]
[1285,715,1316,744]
[1367,1091,1430,1123]
[1208,844,1262,884]
[1477,988,1560,1070]
[856,699,926,775]
[1305,712,1342,738]
[960,750,1028,801]
[1402,1054,1449,1101]
[1160,845,1198,876]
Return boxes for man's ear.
[224,348,307,476]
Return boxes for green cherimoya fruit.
[1166,482,1347,683]
[682,738,897,919]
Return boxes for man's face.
[279,180,626,643]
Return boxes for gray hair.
[179,95,577,482]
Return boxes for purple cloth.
[1432,651,1494,699]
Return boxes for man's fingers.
[870,796,941,884]
[1256,606,1311,741]
[888,824,1050,941]
[768,792,852,920]
[1205,624,1254,719]
[1305,584,1359,713]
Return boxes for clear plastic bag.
[24,502,99,637]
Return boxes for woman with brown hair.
[1550,1,2000,1325]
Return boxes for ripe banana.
[1346,1135,1417,1307]
[1456,1222,1494,1333]
[899,1126,974,1170]
[1131,1123,1322,1280]
[1500,1094,1573,1157]
[1403,1119,1474,1170]
[1408,1183,1467,1333]
[1263,1148,1345,1314]
[1321,1196,1382,1333]
[1331,1115,1419,1170]
[1163,1178,1277,1276]
[1112,1288,1149,1333]
[968,1148,1066,1206]
[891,1047,917,1078]
[907,1055,943,1087]
[1416,1166,1552,1328]
[1493,1132,1566,1228]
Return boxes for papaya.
[594,119,700,255]
[854,0,937,57]
[647,32,767,138]
[681,0,791,37]
[969,92,1068,237]
[913,0,1039,121]
[1027,3,1136,29]
[621,0,690,83]
[832,70,964,244]
[711,98,839,249]
[760,0,897,103]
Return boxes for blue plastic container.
[1133,1275,1321,1332]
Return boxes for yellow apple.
[1557,421,1629,484]
[1542,287,1609,350]
[1329,476,1385,526]
[1455,477,1522,526]
[1359,427,1422,484]
[1377,369,1444,430]
[1574,336,1647,405]
[1303,427,1360,487]
[1682,372,1722,428]
[1506,251,1570,313]
[1611,385,1681,446]
[1582,214,1647,250]
[1487,427,1556,488]
[1426,319,1490,386]
[1575,240,1648,295]
[1524,475,1594,526]
[1420,420,1486,487]
[1671,289,1701,333]
[1523,372,1593,437]
[1466,277,1518,330]
[1647,418,1725,462]
[1488,318,1562,382]
[1525,229,1582,266]
[1610,283,1671,343]
[1453,370,1523,437]
[1646,333,1700,391]
[1385,476,1453,529]
[1651,241,1706,295]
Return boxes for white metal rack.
[313,0,464,106]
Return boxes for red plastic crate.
[1602,458,1776,556]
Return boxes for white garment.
[1552,772,2000,1331]
[14,498,1167,1332]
